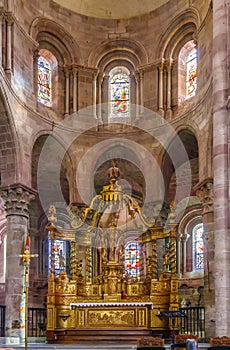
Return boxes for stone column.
[97,73,103,121]
[194,178,214,338]
[213,0,230,337]
[5,13,13,77]
[101,73,109,123]
[64,68,70,116]
[166,59,173,119]
[133,71,140,118]
[177,233,182,276]
[92,72,97,119]
[72,67,78,113]
[139,70,144,114]
[158,59,165,117]
[0,11,3,67]
[33,50,39,103]
[0,184,36,340]
[181,233,189,275]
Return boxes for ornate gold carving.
[88,310,135,326]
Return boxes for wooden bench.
[210,336,230,349]
[172,334,198,350]
[137,336,165,349]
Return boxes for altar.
[45,162,179,343]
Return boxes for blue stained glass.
[38,56,52,106]
[186,48,197,98]
[125,242,140,277]
[48,239,66,275]
[193,223,204,270]
[110,69,130,118]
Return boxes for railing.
[0,305,5,336]
[179,306,205,340]
[28,307,46,337]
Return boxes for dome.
[53,0,170,19]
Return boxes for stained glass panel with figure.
[110,68,130,118]
[38,56,52,106]
[186,48,197,98]
[48,239,66,275]
[125,242,140,277]
[193,223,204,270]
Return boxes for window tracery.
[192,223,204,270]
[125,242,140,278]
[109,67,130,119]
[38,56,52,106]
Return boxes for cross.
[18,234,38,350]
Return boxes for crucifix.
[19,234,38,350]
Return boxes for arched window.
[178,40,197,102]
[192,223,204,270]
[186,47,197,98]
[109,67,130,119]
[48,239,70,275]
[38,55,52,106]
[125,242,140,278]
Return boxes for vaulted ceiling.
[53,0,170,19]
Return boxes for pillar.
[139,70,144,114]
[181,233,189,275]
[0,184,36,341]
[92,72,97,119]
[72,67,78,113]
[64,68,70,115]
[97,73,103,121]
[195,178,214,338]
[101,73,109,122]
[0,10,3,67]
[177,233,182,276]
[134,71,140,118]
[5,13,13,78]
[166,59,173,119]
[213,0,230,336]
[158,59,165,117]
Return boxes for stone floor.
[0,343,210,350]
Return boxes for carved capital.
[0,184,37,217]
[4,12,14,25]
[194,178,213,215]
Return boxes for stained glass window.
[110,68,130,118]
[193,223,204,270]
[48,239,67,275]
[125,242,140,277]
[38,56,52,106]
[186,48,197,98]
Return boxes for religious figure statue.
[108,159,120,182]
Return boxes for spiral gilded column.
[71,241,76,280]
[169,228,177,275]
[86,247,92,283]
[151,240,157,279]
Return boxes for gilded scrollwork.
[88,310,135,326]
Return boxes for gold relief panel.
[151,281,170,294]
[127,283,140,296]
[137,308,147,327]
[150,295,170,305]
[77,310,85,327]
[170,294,178,303]
[47,296,55,304]
[55,282,76,295]
[171,279,178,292]
[55,296,77,306]
[48,282,55,294]
[56,308,72,329]
[150,312,168,328]
[47,307,55,329]
[87,309,135,327]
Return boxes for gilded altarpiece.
[46,165,179,343]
